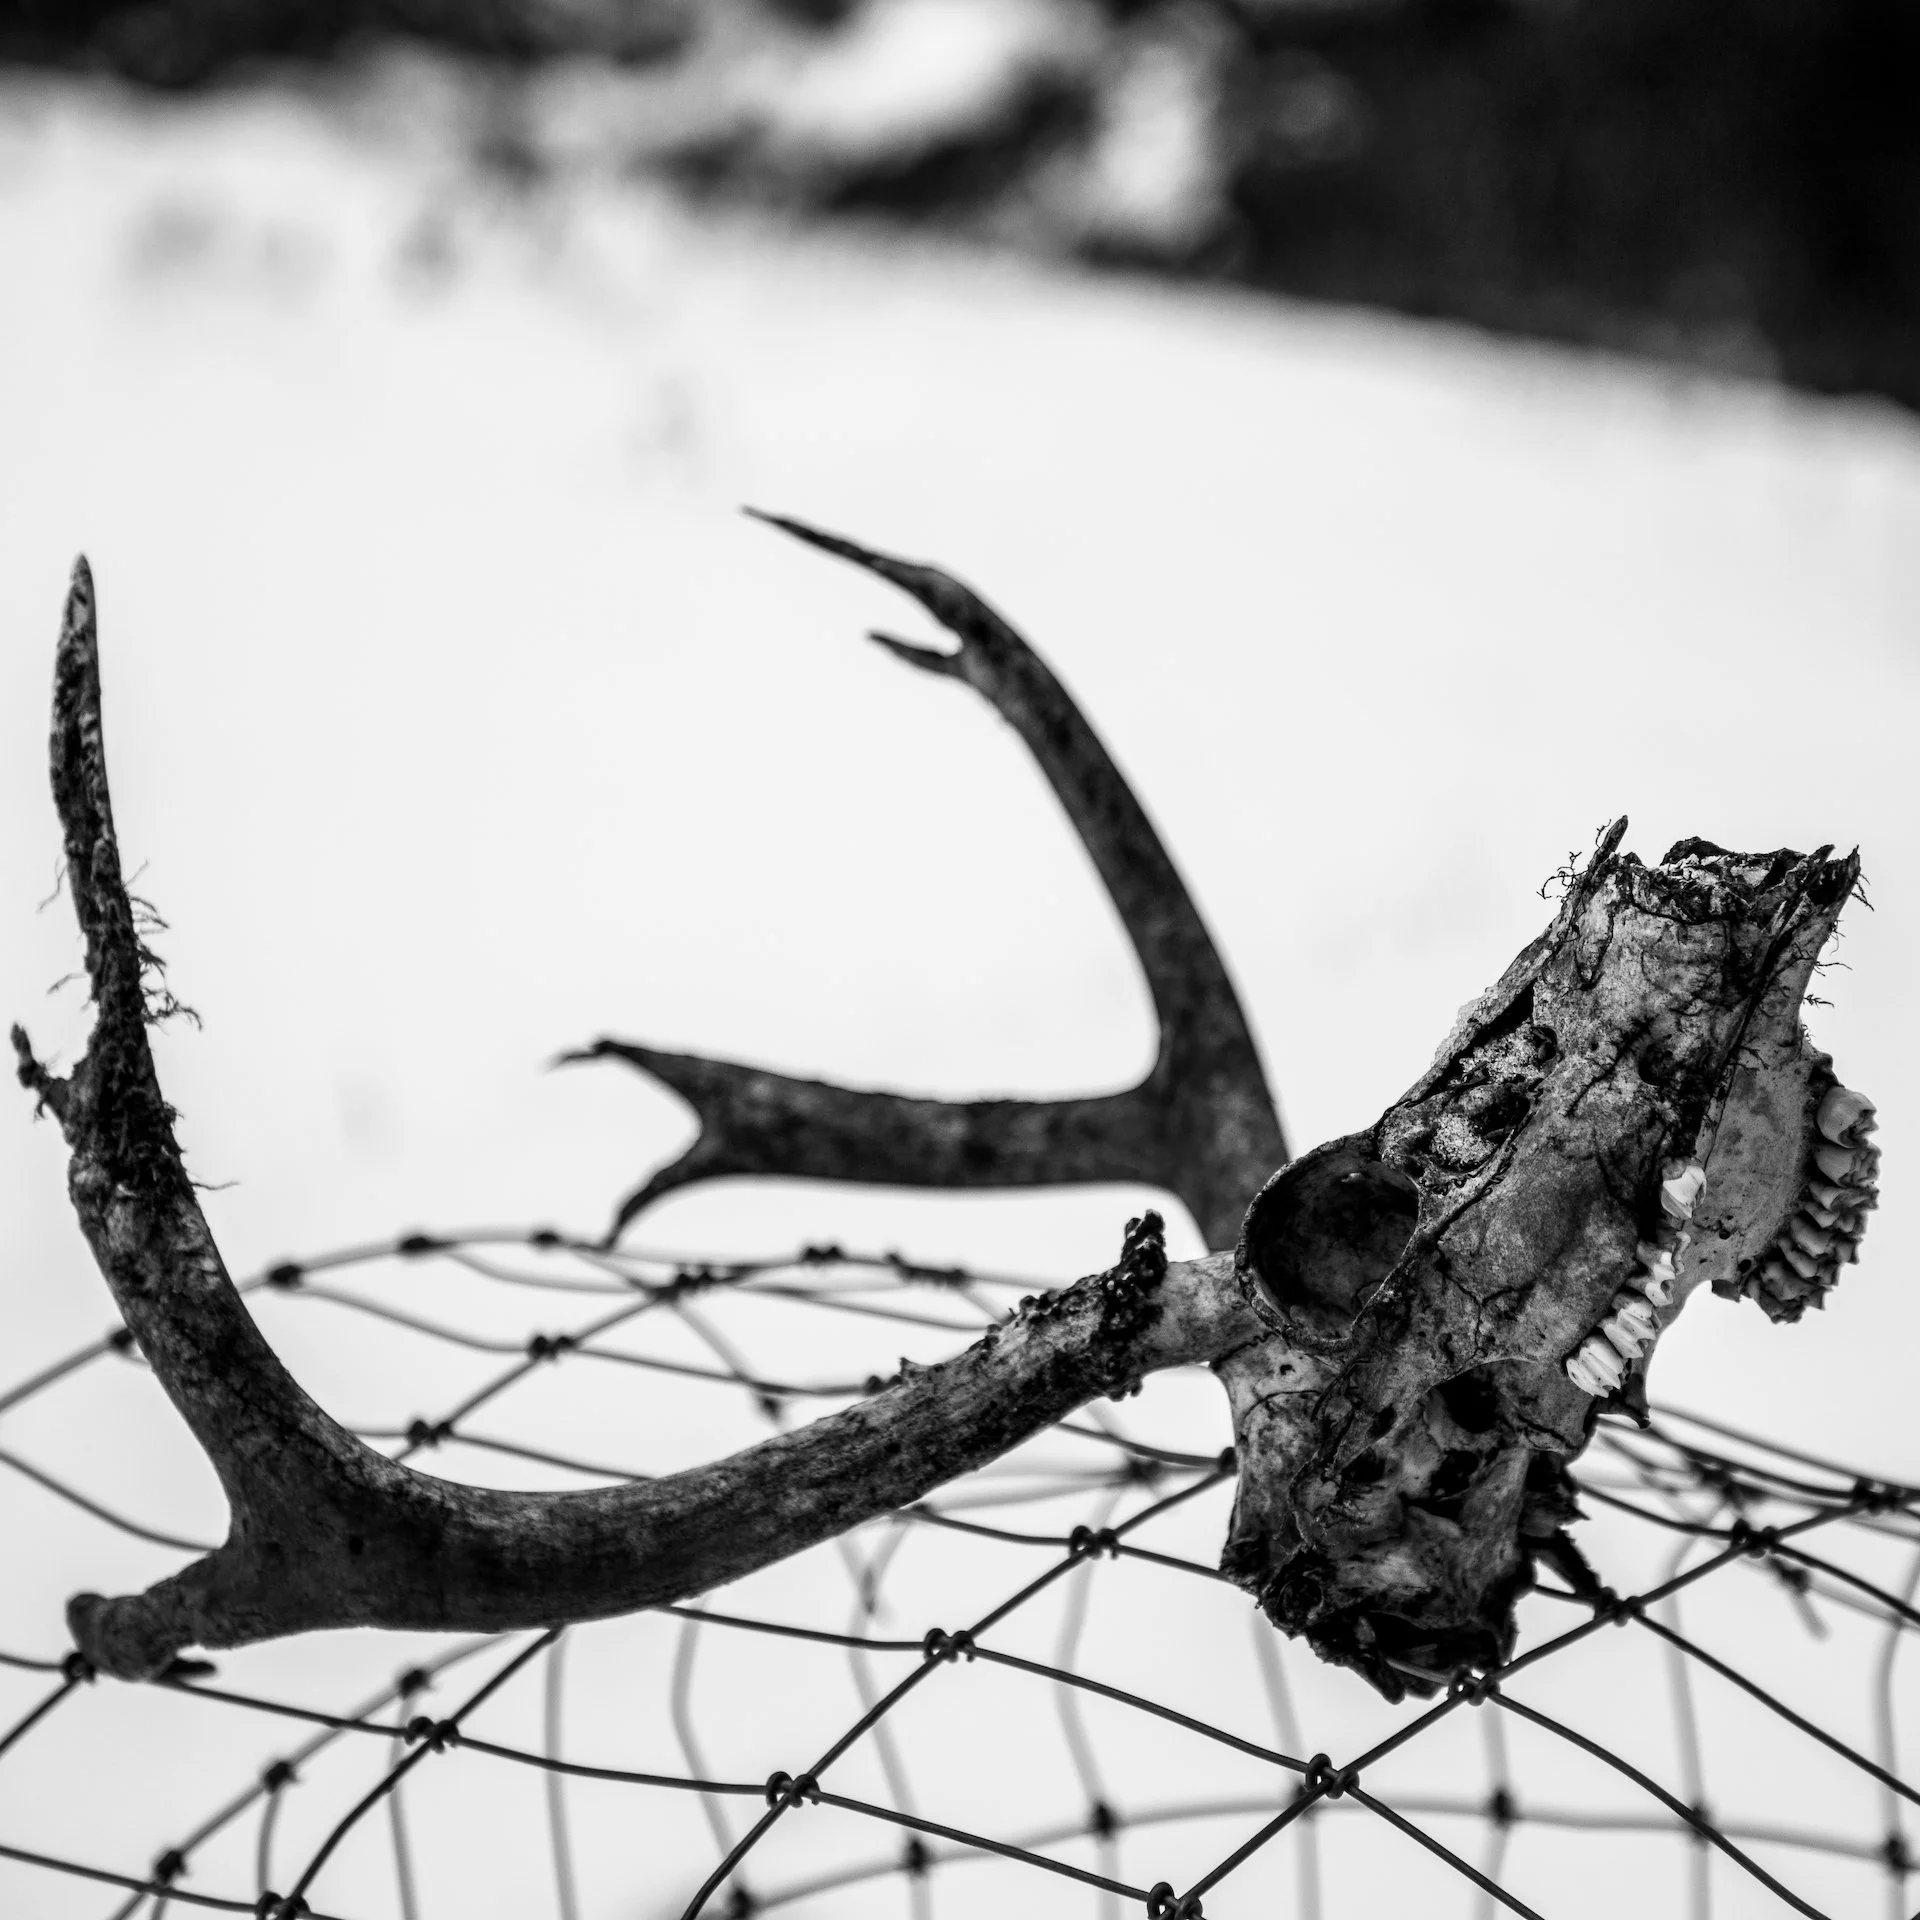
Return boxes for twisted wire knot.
[1144,1883,1203,1919]
[763,1770,820,1809]
[1303,1753,1358,1799]
[1729,1519,1782,1557]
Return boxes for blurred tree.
[3,0,1914,406]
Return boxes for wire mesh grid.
[2,1222,1917,1920]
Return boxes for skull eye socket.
[1239,1143,1420,1336]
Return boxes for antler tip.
[868,630,958,677]
[740,504,811,540]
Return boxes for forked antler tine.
[18,559,1267,1679]
[564,1040,1160,1238]
[570,514,1286,1250]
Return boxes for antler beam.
[15,554,1871,1700]
[566,514,1285,1252]
[13,560,1269,1681]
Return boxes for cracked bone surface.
[16,553,1864,1700]
[1224,828,1861,1697]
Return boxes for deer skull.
[1217,831,1865,1699]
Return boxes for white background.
[1,65,1918,1920]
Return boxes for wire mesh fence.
[2,1222,1917,1920]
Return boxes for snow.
[1,63,1918,1920]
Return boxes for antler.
[12,557,1268,1681]
[16,554,1871,1703]
[564,514,1286,1253]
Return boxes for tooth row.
[1566,1161,1704,1398]
[1742,1087,1878,1316]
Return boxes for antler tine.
[15,559,1268,1678]
[17,561,1871,1698]
[568,514,1287,1250]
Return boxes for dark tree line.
[5,0,1915,410]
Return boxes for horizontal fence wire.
[0,1223,1915,1920]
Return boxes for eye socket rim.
[1235,1135,1422,1345]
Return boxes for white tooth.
[1636,1271,1675,1308]
[1613,1294,1658,1334]
[1603,1325,1650,1362]
[1817,1088,1876,1145]
[1801,1203,1842,1230]
[1660,1165,1707,1221]
[1806,1179,1850,1211]
[1814,1142,1880,1186]
[1635,1243,1679,1286]
[1603,1301,1658,1359]
[1565,1351,1605,1396]
[1578,1335,1626,1390]
[1814,1143,1863,1184]
[1789,1216,1836,1257]
[1777,1239,1820,1281]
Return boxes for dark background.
[5,0,1917,412]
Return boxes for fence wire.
[1,1224,1916,1919]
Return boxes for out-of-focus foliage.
[4,0,1916,406]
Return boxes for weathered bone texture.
[1225,828,1861,1696]
[15,553,1865,1700]
[565,514,1285,1254]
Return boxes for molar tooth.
[1636,1271,1675,1308]
[1788,1216,1836,1258]
[1817,1088,1876,1146]
[1776,1239,1821,1281]
[1635,1242,1679,1285]
[1565,1351,1607,1396]
[1761,1258,1818,1300]
[1613,1293,1658,1332]
[1805,1179,1850,1211]
[1801,1203,1843,1231]
[1602,1299,1658,1359]
[1577,1334,1626,1391]
[1660,1164,1707,1222]
[1814,1143,1864,1184]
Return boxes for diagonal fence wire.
[0,1223,1914,1919]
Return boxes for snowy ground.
[2,64,1919,1920]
